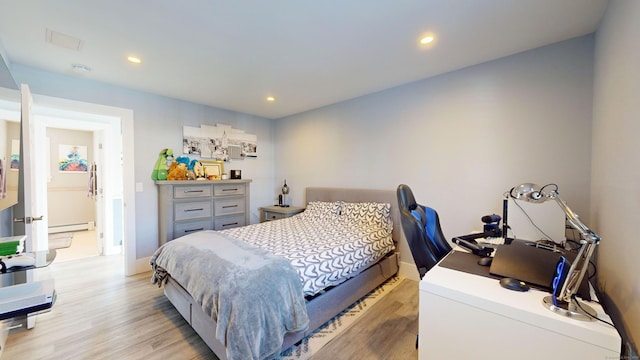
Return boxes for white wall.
[11,65,276,258]
[592,0,640,353]
[275,36,595,270]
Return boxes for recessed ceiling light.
[266,96,276,102]
[419,35,435,45]
[127,56,142,64]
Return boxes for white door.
[19,84,49,254]
[11,84,49,329]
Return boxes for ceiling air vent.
[45,29,83,51]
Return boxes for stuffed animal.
[188,159,199,171]
[152,148,174,180]
[193,161,206,180]
[176,156,190,167]
[166,161,178,177]
[167,163,188,180]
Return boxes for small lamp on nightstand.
[280,180,290,207]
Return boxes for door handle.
[13,216,44,224]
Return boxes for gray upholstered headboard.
[305,187,401,246]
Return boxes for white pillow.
[341,202,392,230]
[303,201,342,217]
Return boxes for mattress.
[221,202,395,296]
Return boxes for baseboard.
[399,261,420,281]
[131,256,152,276]
[48,221,95,234]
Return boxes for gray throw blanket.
[150,231,309,360]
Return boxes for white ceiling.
[0,0,608,119]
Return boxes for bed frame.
[163,187,401,359]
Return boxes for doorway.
[35,107,125,259]
[42,123,115,262]
[0,86,138,275]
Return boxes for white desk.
[419,251,621,360]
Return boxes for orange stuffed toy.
[167,162,188,180]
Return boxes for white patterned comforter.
[221,210,395,296]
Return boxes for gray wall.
[0,48,17,90]
[10,65,276,258]
[275,36,594,269]
[592,0,640,354]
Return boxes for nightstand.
[259,206,305,222]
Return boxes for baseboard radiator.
[48,221,95,234]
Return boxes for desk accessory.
[0,253,36,272]
[477,257,492,266]
[0,279,56,320]
[452,235,494,257]
[499,277,530,292]
[481,214,502,237]
[489,240,568,292]
[0,237,24,256]
[509,182,599,320]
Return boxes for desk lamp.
[509,183,599,321]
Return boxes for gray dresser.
[156,179,252,245]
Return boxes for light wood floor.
[4,255,418,359]
[53,230,100,263]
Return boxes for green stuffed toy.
[152,148,174,180]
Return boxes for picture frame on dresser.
[200,160,224,179]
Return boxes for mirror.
[0,116,20,211]
[0,51,20,217]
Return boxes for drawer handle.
[222,205,238,209]
[222,188,238,192]
[184,228,204,233]
[185,208,204,212]
[271,215,277,219]
[184,190,204,193]
[221,222,239,227]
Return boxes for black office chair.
[397,184,453,349]
[397,184,452,279]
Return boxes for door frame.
[39,116,121,256]
[0,87,137,275]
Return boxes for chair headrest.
[397,184,418,211]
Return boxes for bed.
[150,187,401,360]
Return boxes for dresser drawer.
[174,185,212,199]
[213,183,245,196]
[263,211,287,221]
[157,180,251,246]
[174,220,213,237]
[214,196,245,216]
[175,200,213,221]
[214,214,246,230]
